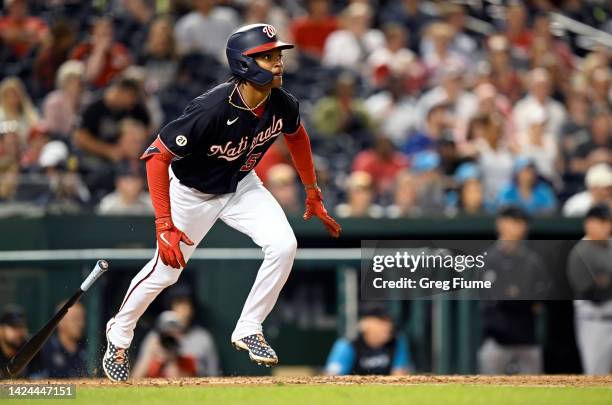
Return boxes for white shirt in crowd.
[512,95,567,138]
[364,92,417,145]
[174,7,241,59]
[475,139,515,202]
[323,29,385,69]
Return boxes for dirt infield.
[7,375,612,388]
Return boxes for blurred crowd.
[0,0,610,218]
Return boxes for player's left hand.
[303,187,341,238]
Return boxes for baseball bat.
[0,260,109,379]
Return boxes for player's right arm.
[140,100,210,268]
[140,137,193,269]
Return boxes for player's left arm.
[283,123,341,238]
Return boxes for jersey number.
[240,152,262,171]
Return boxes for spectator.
[322,3,384,69]
[264,163,301,215]
[515,104,560,187]
[35,302,87,378]
[243,0,290,44]
[73,78,150,196]
[420,22,467,82]
[290,0,338,59]
[463,113,515,203]
[403,99,451,157]
[560,85,590,167]
[478,206,546,374]
[564,164,612,217]
[0,305,34,378]
[513,68,567,138]
[364,75,419,147]
[42,60,85,139]
[312,72,373,139]
[97,161,152,216]
[116,118,149,163]
[70,16,132,89]
[569,109,612,176]
[485,34,525,104]
[33,20,76,97]
[448,162,488,216]
[325,306,411,375]
[0,0,48,60]
[501,1,533,60]
[132,311,197,378]
[379,0,433,52]
[415,63,477,133]
[137,16,179,93]
[133,285,219,377]
[0,121,21,203]
[366,24,421,91]
[410,150,447,216]
[567,204,612,375]
[432,3,477,62]
[589,67,611,112]
[385,170,420,218]
[121,66,164,132]
[20,122,50,169]
[174,0,240,60]
[496,156,557,216]
[470,83,515,142]
[352,136,408,199]
[530,12,574,74]
[335,171,383,218]
[0,77,39,145]
[37,140,90,211]
[0,120,21,174]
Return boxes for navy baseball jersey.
[158,82,301,194]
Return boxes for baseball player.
[102,24,341,382]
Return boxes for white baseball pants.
[106,168,296,348]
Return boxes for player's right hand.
[155,217,194,269]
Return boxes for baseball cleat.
[103,339,130,382]
[232,334,278,367]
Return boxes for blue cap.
[513,156,537,174]
[454,162,480,184]
[411,150,441,173]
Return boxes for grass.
[4,385,611,405]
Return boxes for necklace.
[228,84,269,113]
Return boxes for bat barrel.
[1,260,109,379]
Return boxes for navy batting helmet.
[226,24,294,86]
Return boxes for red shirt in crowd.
[0,15,48,58]
[290,17,338,58]
[352,150,409,196]
[70,42,131,88]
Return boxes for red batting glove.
[155,217,194,269]
[304,187,341,238]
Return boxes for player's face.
[253,49,284,88]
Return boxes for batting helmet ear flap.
[226,47,274,86]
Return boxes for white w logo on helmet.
[262,25,276,38]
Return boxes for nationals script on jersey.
[157,83,301,194]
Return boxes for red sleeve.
[70,43,89,60]
[141,137,174,220]
[283,124,317,187]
